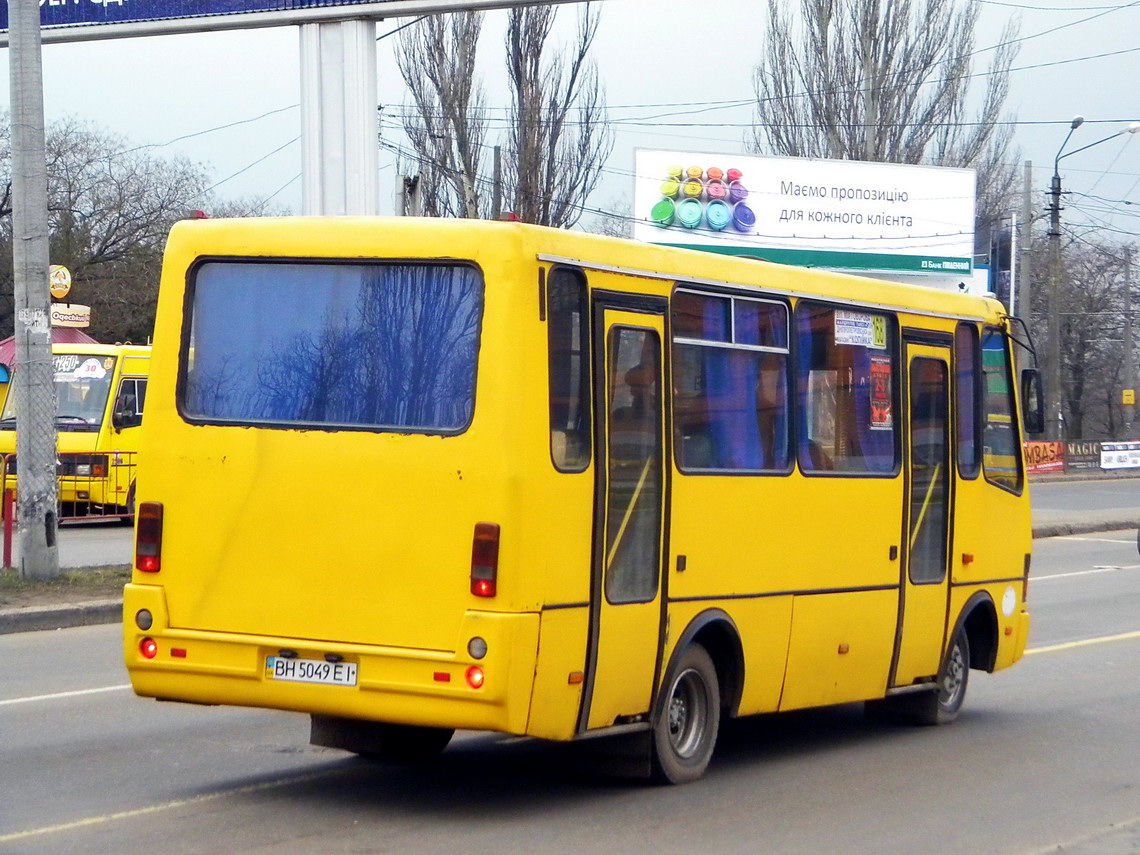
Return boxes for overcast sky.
[2,0,1138,242]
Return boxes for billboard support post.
[300,18,379,216]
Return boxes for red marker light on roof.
[470,522,500,598]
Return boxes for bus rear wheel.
[651,644,720,784]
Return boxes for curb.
[2,520,1136,636]
[0,599,121,635]
[1032,518,1138,539]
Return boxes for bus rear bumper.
[122,584,540,736]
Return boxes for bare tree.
[751,0,1020,242]
[394,12,489,218]
[504,3,612,227]
[392,4,612,228]
[0,116,222,343]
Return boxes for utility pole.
[1046,166,1064,441]
[1124,246,1135,438]
[491,145,502,220]
[8,0,60,578]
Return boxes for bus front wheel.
[651,644,720,784]
[867,625,970,726]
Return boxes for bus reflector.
[470,522,500,597]
[136,502,164,572]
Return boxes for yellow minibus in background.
[1,342,149,522]
[124,217,1039,783]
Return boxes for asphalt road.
[1030,477,1140,515]
[1,532,1137,855]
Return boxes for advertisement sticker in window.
[870,355,893,430]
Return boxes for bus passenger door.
[580,301,668,732]
[892,341,952,688]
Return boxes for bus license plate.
[265,656,357,687]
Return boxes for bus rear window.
[183,261,483,433]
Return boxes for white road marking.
[0,684,131,707]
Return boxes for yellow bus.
[1,342,149,522]
[124,217,1039,783]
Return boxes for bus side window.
[547,267,591,472]
[113,379,144,430]
[981,328,1023,493]
[795,303,896,475]
[954,324,982,479]
[671,289,790,473]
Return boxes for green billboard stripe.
[654,242,972,274]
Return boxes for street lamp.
[1046,117,1140,440]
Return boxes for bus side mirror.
[1021,369,1044,435]
[112,401,142,431]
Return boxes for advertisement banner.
[633,149,975,275]
[1101,441,1140,470]
[1023,441,1065,474]
[1065,441,1102,471]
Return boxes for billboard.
[0,0,585,41]
[632,149,976,276]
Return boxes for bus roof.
[165,216,1007,324]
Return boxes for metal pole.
[1124,246,1135,438]
[8,0,60,578]
[1047,169,1063,441]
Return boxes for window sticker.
[834,310,887,349]
[869,355,893,430]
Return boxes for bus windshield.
[0,353,116,432]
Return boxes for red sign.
[1023,440,1065,473]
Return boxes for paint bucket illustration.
[706,178,728,201]
[706,199,731,231]
[728,180,748,204]
[732,202,756,232]
[706,166,724,182]
[666,165,683,181]
[677,198,704,229]
[726,167,743,183]
[650,198,676,227]
[660,178,680,198]
[681,177,704,199]
[685,165,704,180]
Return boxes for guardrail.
[2,451,137,568]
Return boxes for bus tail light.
[465,665,485,689]
[470,522,500,597]
[136,502,164,572]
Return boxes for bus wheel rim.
[668,668,707,758]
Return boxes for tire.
[118,483,136,527]
[366,724,454,764]
[927,625,970,725]
[651,644,720,784]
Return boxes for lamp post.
[1046,117,1140,440]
